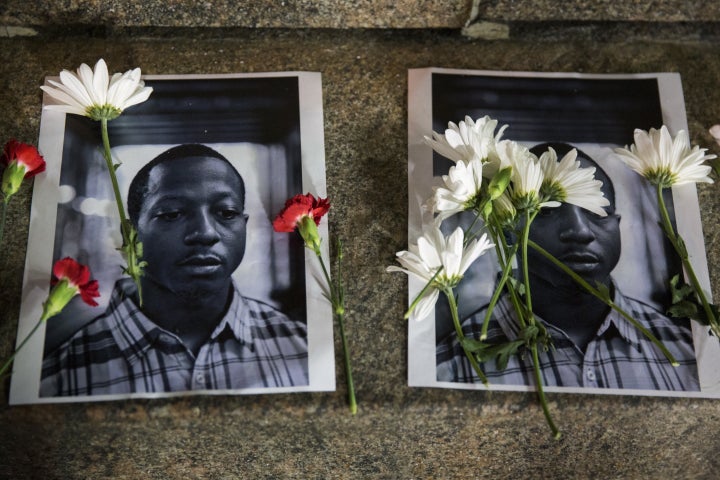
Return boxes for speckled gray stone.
[0,1,472,29]
[2,0,720,30]
[1,29,720,479]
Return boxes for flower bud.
[298,215,322,254]
[41,279,80,321]
[1,162,26,199]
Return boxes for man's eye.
[586,211,613,222]
[218,209,240,220]
[537,207,556,217]
[157,211,182,221]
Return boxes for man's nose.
[558,205,595,243]
[184,210,220,244]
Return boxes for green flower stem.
[527,238,679,366]
[519,210,560,438]
[0,309,50,379]
[462,207,483,243]
[100,119,129,236]
[100,118,144,305]
[336,310,357,414]
[0,198,7,247]
[488,218,527,329]
[487,218,511,271]
[656,184,720,337]
[443,286,489,385]
[530,343,561,439]
[481,216,529,348]
[313,243,357,414]
[481,240,519,340]
[520,210,538,317]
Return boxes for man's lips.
[558,251,601,271]
[558,252,599,263]
[178,254,223,267]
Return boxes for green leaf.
[491,340,525,370]
[460,337,486,353]
[666,275,720,326]
[461,337,525,371]
[519,324,539,343]
[667,300,700,320]
[669,274,696,304]
[672,300,720,326]
[507,276,525,296]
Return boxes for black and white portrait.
[10,73,335,404]
[407,68,719,397]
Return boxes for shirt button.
[586,369,596,381]
[195,374,205,384]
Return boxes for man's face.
[527,159,620,288]
[136,156,247,298]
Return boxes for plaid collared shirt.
[436,286,699,391]
[40,279,308,397]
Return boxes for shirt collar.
[598,284,643,351]
[490,279,642,351]
[106,279,254,365]
[209,282,253,348]
[105,279,163,366]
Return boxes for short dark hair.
[530,141,616,211]
[127,144,245,226]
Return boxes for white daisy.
[538,147,610,217]
[387,226,494,321]
[483,138,516,180]
[494,140,557,212]
[424,115,508,164]
[614,126,716,187]
[40,59,153,121]
[429,158,485,222]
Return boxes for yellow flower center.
[540,181,566,203]
[644,168,676,188]
[433,273,462,290]
[86,104,123,121]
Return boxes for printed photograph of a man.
[436,143,699,391]
[8,72,333,405]
[40,144,308,396]
[407,68,717,396]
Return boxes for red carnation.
[273,193,330,254]
[0,257,100,377]
[42,257,101,321]
[1,139,46,199]
[273,193,330,233]
[2,139,46,178]
[52,257,100,306]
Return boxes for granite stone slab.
[2,0,720,30]
[0,28,719,479]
